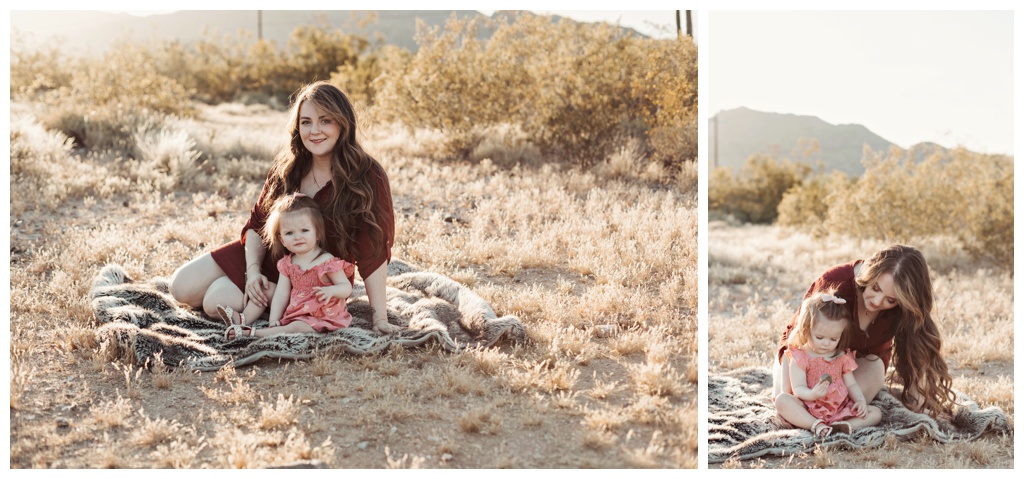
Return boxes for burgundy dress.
[777,261,898,370]
[209,161,395,292]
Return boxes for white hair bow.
[821,294,847,304]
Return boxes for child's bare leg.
[841,405,882,431]
[214,283,276,326]
[237,297,270,326]
[254,321,315,338]
[774,393,821,430]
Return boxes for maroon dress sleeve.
[351,162,395,279]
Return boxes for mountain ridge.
[10,10,647,55]
[709,107,939,177]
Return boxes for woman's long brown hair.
[261,81,386,261]
[857,244,955,414]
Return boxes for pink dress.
[277,255,354,332]
[787,348,859,423]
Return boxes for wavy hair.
[261,194,327,259]
[262,81,386,261]
[787,289,852,354]
[856,244,955,414]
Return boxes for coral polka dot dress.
[787,348,859,424]
[277,255,354,332]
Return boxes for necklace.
[858,298,878,338]
[312,171,324,189]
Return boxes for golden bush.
[709,155,810,224]
[374,13,697,164]
[826,147,1013,265]
[715,146,1013,266]
[776,171,853,232]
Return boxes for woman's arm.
[266,274,291,327]
[243,229,271,308]
[362,263,399,333]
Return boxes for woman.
[169,81,400,335]
[773,244,955,415]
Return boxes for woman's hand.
[373,316,401,334]
[245,272,271,308]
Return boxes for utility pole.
[712,115,718,169]
[676,10,682,39]
[258,10,263,41]
[686,10,693,37]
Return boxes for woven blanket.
[708,367,1011,464]
[90,259,526,371]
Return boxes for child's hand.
[314,285,348,304]
[810,381,829,400]
[269,318,280,327]
[852,399,868,418]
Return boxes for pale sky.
[708,11,1014,155]
[109,9,683,40]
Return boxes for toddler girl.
[774,290,883,437]
[222,193,354,339]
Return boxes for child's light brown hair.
[261,193,327,258]
[787,289,853,352]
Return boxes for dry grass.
[708,222,1014,468]
[8,101,697,468]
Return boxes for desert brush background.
[8,12,698,468]
[708,139,1013,467]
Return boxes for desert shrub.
[53,42,193,117]
[9,115,133,213]
[129,124,206,191]
[709,155,810,223]
[279,26,371,96]
[776,171,853,231]
[374,15,528,158]
[331,44,408,108]
[375,13,698,164]
[157,32,250,104]
[9,30,73,100]
[628,36,698,165]
[24,40,194,151]
[825,147,1013,265]
[156,25,381,106]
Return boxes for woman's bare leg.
[773,354,793,398]
[853,355,886,404]
[169,253,226,308]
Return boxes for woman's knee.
[169,254,223,307]
[855,355,887,402]
[773,354,792,398]
[202,276,243,317]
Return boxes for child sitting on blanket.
[774,290,883,437]
[222,193,355,339]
